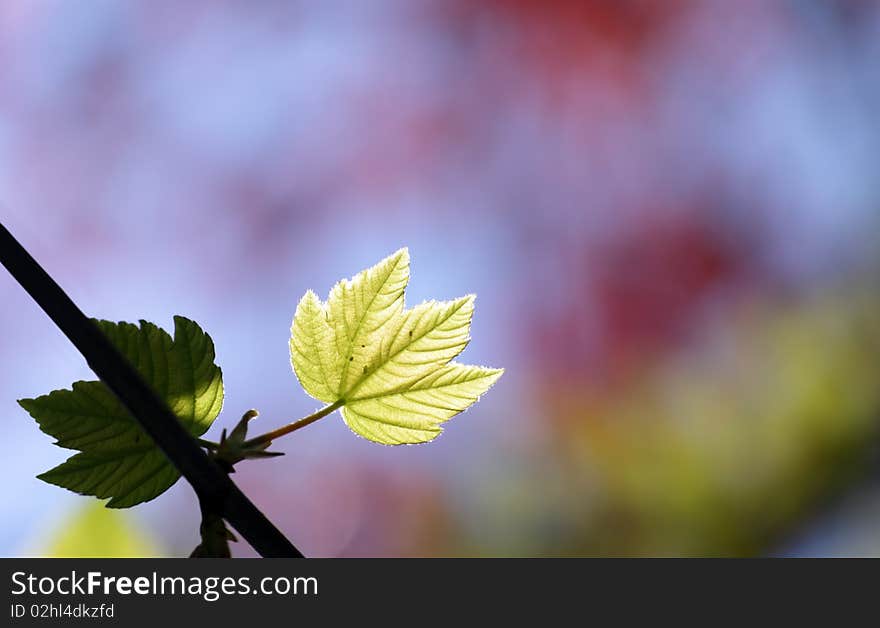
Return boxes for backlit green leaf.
[19,316,223,508]
[290,248,502,444]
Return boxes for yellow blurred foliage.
[40,502,163,558]
[472,292,880,556]
[569,295,880,555]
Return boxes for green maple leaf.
[19,316,223,508]
[290,248,503,445]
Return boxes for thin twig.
[0,222,302,558]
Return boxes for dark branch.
[0,222,303,558]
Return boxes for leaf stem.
[243,400,345,448]
[198,438,220,450]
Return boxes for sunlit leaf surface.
[291,249,502,444]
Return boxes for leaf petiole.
[242,400,345,448]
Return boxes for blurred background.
[2,0,880,557]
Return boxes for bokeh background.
[2,0,880,557]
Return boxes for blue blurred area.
[1,0,879,556]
